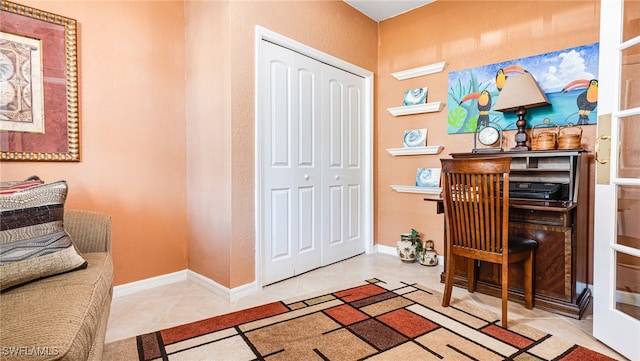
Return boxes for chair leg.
[442,252,455,307]
[467,258,477,293]
[524,250,535,309]
[501,262,508,328]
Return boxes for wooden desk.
[428,150,591,319]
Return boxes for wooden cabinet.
[442,150,590,319]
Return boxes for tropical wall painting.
[447,43,599,134]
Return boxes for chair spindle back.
[440,158,511,255]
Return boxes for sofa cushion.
[0,180,87,291]
[0,252,114,361]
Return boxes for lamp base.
[510,145,530,151]
[512,106,530,151]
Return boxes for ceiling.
[343,0,436,22]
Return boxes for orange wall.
[184,0,378,288]
[376,0,600,281]
[0,1,189,286]
[1,0,602,289]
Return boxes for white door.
[593,1,640,359]
[260,40,323,284]
[258,35,370,285]
[322,66,365,265]
[323,66,366,264]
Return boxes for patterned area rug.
[103,278,616,360]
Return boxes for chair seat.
[508,236,538,254]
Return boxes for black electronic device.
[508,182,569,200]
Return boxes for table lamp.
[493,72,550,151]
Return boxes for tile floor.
[105,253,625,360]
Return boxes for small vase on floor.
[396,229,422,263]
[418,240,438,266]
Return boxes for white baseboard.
[113,248,458,301]
[187,270,259,302]
[581,284,639,306]
[113,269,188,298]
[112,268,259,302]
[376,244,397,256]
[616,289,640,306]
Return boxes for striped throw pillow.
[0,176,44,195]
[0,180,88,291]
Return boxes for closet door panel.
[260,39,367,283]
[261,41,322,284]
[322,66,366,264]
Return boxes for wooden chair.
[440,157,537,328]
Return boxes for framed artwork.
[0,31,43,133]
[403,87,428,106]
[0,1,79,161]
[416,168,441,188]
[403,128,427,147]
[447,43,599,134]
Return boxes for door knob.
[335,175,340,180]
[304,174,310,180]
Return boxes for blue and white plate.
[403,129,427,147]
[403,87,428,106]
[416,168,441,188]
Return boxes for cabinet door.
[452,222,572,301]
[509,222,572,301]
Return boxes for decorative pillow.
[0,179,87,291]
[0,175,43,194]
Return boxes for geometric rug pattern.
[104,278,617,360]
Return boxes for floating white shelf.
[390,185,442,194]
[387,102,446,116]
[386,146,443,156]
[391,61,448,80]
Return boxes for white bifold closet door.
[260,40,366,285]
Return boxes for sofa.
[0,209,114,361]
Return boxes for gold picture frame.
[0,0,79,161]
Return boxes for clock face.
[478,125,500,145]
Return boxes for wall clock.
[473,121,503,153]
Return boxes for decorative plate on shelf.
[415,168,441,188]
[403,128,427,147]
[402,87,428,106]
